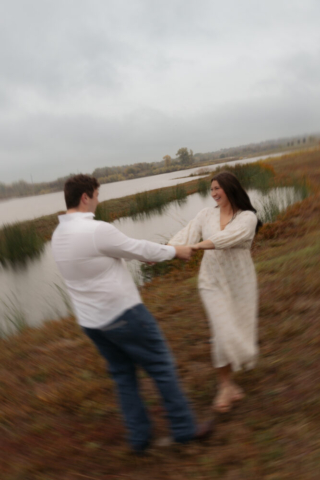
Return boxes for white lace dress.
[169,207,259,371]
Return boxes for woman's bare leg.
[213,364,244,412]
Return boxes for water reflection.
[114,186,303,241]
[0,151,290,226]
[0,244,69,337]
[0,185,304,336]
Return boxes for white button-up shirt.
[51,212,176,328]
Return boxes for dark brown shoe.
[193,419,215,441]
[155,420,215,448]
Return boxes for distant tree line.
[0,148,196,200]
[1,134,319,200]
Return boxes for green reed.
[197,178,211,197]
[130,190,168,217]
[214,161,275,190]
[53,283,74,317]
[0,293,27,337]
[290,176,309,200]
[0,223,45,267]
[255,183,310,223]
[128,185,189,219]
[258,194,282,223]
[175,183,187,201]
[95,203,112,222]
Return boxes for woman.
[169,171,262,413]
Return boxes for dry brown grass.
[1,148,320,479]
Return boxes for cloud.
[0,0,319,183]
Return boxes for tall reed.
[175,184,187,202]
[197,178,210,197]
[53,283,74,316]
[254,185,308,223]
[129,190,167,218]
[290,176,309,200]
[95,203,112,222]
[214,161,275,190]
[128,185,188,219]
[257,193,282,223]
[0,293,27,337]
[0,223,44,267]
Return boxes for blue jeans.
[83,303,196,450]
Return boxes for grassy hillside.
[0,148,320,479]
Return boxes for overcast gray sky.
[0,0,319,183]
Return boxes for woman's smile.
[211,180,229,206]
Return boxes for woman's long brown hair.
[211,171,263,233]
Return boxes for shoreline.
[0,143,307,202]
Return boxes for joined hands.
[173,245,200,260]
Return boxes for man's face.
[87,188,100,213]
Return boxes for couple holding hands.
[52,171,261,453]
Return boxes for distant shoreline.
[1,143,314,202]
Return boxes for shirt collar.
[58,212,95,223]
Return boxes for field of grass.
[0,148,320,479]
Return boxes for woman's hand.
[191,240,215,251]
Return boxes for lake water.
[0,182,302,337]
[0,151,287,227]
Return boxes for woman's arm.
[208,211,258,249]
[192,239,215,250]
[168,208,207,246]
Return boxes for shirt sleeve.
[209,211,257,249]
[93,222,176,262]
[168,208,206,245]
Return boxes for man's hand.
[174,246,193,261]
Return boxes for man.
[52,174,213,453]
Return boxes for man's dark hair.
[211,171,263,233]
[64,174,100,209]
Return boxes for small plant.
[95,203,112,222]
[129,189,171,219]
[291,176,310,200]
[175,184,187,202]
[197,178,210,197]
[214,161,275,190]
[258,192,281,223]
[53,283,74,316]
[140,259,175,282]
[0,223,44,267]
[1,293,27,337]
[255,184,309,223]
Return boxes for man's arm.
[94,223,193,263]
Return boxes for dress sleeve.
[168,209,206,246]
[209,211,257,249]
[93,222,176,262]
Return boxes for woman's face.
[210,180,230,207]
